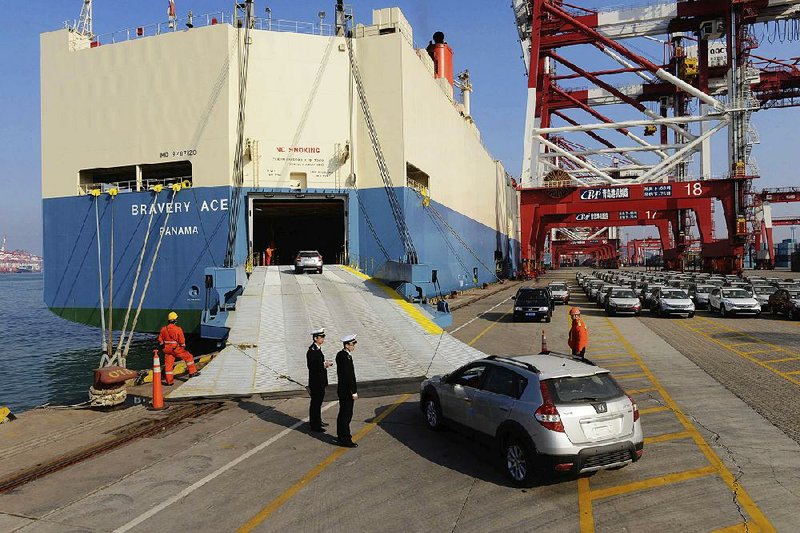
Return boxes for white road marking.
[449,296,513,334]
[113,401,338,533]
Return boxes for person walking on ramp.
[336,334,359,448]
[306,327,332,432]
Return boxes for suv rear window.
[544,373,624,403]
[482,366,528,399]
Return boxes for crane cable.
[92,190,107,354]
[119,184,182,366]
[111,189,162,365]
[224,1,254,267]
[344,26,419,263]
[417,190,500,281]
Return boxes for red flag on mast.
[168,0,176,18]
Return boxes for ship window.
[80,165,136,188]
[140,161,192,185]
[406,163,429,192]
[290,172,307,190]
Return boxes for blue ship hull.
[43,185,518,334]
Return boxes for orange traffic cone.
[151,349,165,411]
[540,329,549,354]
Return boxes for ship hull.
[44,185,518,334]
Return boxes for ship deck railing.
[78,176,192,196]
[69,12,335,47]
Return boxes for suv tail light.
[626,394,639,422]
[535,381,564,432]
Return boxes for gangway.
[169,265,484,399]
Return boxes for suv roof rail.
[539,350,597,366]
[485,355,540,374]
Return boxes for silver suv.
[420,354,643,485]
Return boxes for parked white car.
[708,287,761,317]
[605,288,642,316]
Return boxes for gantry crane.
[512,0,800,273]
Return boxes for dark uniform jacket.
[306,343,328,391]
[336,349,357,398]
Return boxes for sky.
[1,0,798,255]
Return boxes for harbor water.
[0,273,158,414]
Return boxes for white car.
[708,287,761,317]
[548,283,570,304]
[650,288,695,318]
[294,250,323,274]
[605,288,642,316]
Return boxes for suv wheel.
[720,304,727,317]
[503,435,535,486]
[423,395,442,431]
[545,314,551,323]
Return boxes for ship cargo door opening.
[251,196,347,266]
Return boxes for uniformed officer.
[335,334,359,448]
[306,327,332,432]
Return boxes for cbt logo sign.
[576,212,610,221]
[579,187,630,200]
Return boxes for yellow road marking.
[763,357,800,364]
[674,320,800,387]
[468,311,509,346]
[626,387,657,395]
[586,354,629,360]
[604,361,641,368]
[713,522,763,533]
[785,370,800,375]
[614,372,647,380]
[639,406,670,415]
[577,476,593,533]
[606,318,775,532]
[237,394,412,533]
[589,466,716,500]
[644,431,693,445]
[740,350,771,355]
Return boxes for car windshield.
[517,290,549,303]
[753,287,775,295]
[550,285,567,291]
[546,373,623,403]
[695,286,713,293]
[610,289,636,298]
[722,289,750,298]
[662,290,688,299]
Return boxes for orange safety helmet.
[569,307,581,316]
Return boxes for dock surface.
[2,267,800,532]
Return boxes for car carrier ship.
[41,2,520,339]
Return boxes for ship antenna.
[74,0,93,39]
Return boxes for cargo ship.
[42,3,520,337]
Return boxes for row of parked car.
[577,270,800,319]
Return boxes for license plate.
[526,312,536,316]
[592,424,612,437]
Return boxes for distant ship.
[41,4,520,337]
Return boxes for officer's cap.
[311,327,325,337]
[342,333,357,343]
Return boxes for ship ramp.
[168,265,485,399]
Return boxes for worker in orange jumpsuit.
[568,307,588,358]
[158,312,200,385]
[264,244,275,266]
